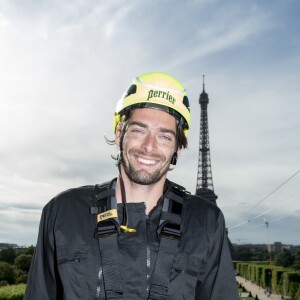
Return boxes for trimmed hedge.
[0,284,25,300]
[235,261,300,300]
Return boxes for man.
[25,72,239,299]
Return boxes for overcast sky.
[1,0,299,247]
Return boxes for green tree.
[293,261,300,271]
[14,269,28,284]
[14,254,32,272]
[0,280,9,287]
[0,262,15,284]
[18,245,35,256]
[0,248,16,264]
[235,248,253,261]
[275,250,294,268]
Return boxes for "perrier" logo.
[147,90,176,104]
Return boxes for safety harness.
[90,179,186,300]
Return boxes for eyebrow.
[128,121,176,137]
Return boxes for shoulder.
[184,195,226,240]
[168,181,224,231]
[54,184,95,203]
[55,185,95,199]
[185,193,221,215]
[168,180,221,212]
[42,185,94,214]
[45,178,117,210]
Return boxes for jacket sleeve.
[24,201,62,300]
[196,211,239,300]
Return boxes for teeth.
[137,157,157,165]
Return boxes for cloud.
[0,0,299,246]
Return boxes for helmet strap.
[170,120,181,166]
[116,118,128,166]
[116,151,123,166]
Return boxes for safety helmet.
[114,72,191,135]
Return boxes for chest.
[54,211,209,300]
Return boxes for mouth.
[134,155,159,165]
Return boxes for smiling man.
[25,72,239,300]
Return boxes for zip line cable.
[247,169,300,213]
[251,203,285,221]
[229,202,289,230]
[229,169,300,231]
[246,212,296,230]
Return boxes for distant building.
[0,243,18,250]
[233,242,298,253]
[273,242,283,253]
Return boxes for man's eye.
[131,128,143,134]
[160,135,172,141]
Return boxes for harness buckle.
[160,222,181,240]
[95,219,120,238]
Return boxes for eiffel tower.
[195,76,218,204]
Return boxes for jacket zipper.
[146,216,151,298]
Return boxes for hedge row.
[236,261,300,300]
[0,284,25,300]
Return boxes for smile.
[135,156,158,165]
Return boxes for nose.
[141,133,157,153]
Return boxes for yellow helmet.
[114,72,191,135]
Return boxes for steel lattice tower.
[195,76,218,204]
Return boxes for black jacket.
[24,179,239,299]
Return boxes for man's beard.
[121,150,171,186]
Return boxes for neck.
[116,167,166,214]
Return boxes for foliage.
[0,263,15,285]
[0,246,34,285]
[234,247,270,261]
[14,255,32,273]
[0,249,16,265]
[0,282,8,288]
[18,246,35,256]
[274,250,295,268]
[13,270,27,285]
[236,261,300,300]
[293,261,300,270]
[0,284,25,300]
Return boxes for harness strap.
[92,180,124,300]
[148,183,186,300]
[91,180,186,300]
[97,235,123,300]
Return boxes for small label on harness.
[97,209,118,222]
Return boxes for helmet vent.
[183,96,190,111]
[125,84,137,97]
